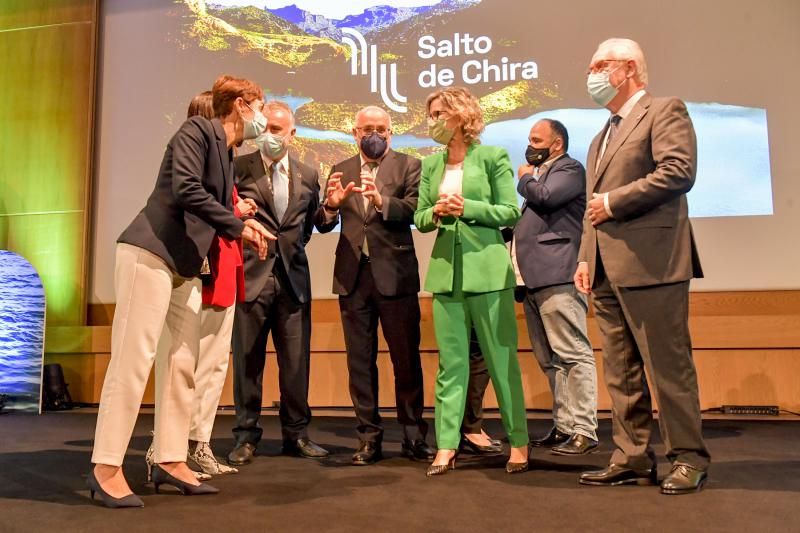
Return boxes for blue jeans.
[523,283,598,440]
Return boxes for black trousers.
[339,260,427,443]
[231,264,312,445]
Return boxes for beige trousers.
[92,243,202,466]
[188,303,235,443]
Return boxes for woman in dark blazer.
[88,76,273,507]
[414,87,529,476]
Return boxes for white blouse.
[439,163,464,196]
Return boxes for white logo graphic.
[341,28,407,113]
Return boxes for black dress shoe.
[460,435,503,456]
[282,438,330,459]
[401,439,436,461]
[551,434,599,456]
[227,442,256,466]
[661,463,708,495]
[579,463,657,486]
[352,441,382,465]
[530,427,571,448]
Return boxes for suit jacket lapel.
[594,94,652,190]
[369,150,395,221]
[212,119,233,205]
[539,158,559,183]
[285,156,303,224]
[586,127,605,189]
[427,152,447,206]
[375,150,393,197]
[460,143,479,199]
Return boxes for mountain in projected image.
[177,1,345,68]
[171,0,546,131]
[267,0,479,39]
[180,1,483,70]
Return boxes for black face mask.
[525,145,550,167]
[360,132,388,160]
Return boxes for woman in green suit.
[415,87,529,476]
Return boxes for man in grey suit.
[575,38,709,494]
[514,119,598,456]
[227,100,329,465]
[314,106,434,465]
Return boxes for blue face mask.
[587,67,624,107]
[242,102,267,140]
[256,132,287,161]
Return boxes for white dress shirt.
[597,89,646,217]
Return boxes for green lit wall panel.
[0,1,96,327]
[0,0,94,32]
[1,212,85,325]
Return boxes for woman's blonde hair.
[426,86,484,145]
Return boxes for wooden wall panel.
[45,349,800,413]
[48,290,800,413]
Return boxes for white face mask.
[242,102,267,140]
[587,66,625,107]
[256,132,287,160]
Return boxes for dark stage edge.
[0,413,798,533]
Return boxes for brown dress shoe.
[579,463,657,486]
[661,463,708,495]
[282,438,330,458]
[227,442,256,466]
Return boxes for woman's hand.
[433,194,453,218]
[241,219,277,260]
[444,193,464,217]
[236,197,257,217]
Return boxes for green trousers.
[431,245,529,449]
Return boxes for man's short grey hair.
[593,38,648,86]
[355,105,392,128]
[264,100,295,127]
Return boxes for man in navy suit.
[514,119,598,455]
[227,101,328,465]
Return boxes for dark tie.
[606,114,622,147]
[596,115,622,172]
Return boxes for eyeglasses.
[356,126,390,135]
[428,110,451,121]
[587,59,629,75]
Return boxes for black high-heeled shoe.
[460,434,503,456]
[150,464,219,495]
[87,469,144,508]
[426,451,458,477]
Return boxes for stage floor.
[1,412,798,532]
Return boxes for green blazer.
[415,144,521,294]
